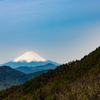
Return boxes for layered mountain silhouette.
[15,63,57,74]
[0,51,60,91]
[0,66,34,91]
[0,47,100,100]
[0,65,50,91]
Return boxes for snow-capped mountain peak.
[13,51,46,62]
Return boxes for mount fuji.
[0,52,60,90]
[13,51,47,63]
[0,52,60,73]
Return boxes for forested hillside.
[0,47,100,100]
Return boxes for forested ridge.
[0,47,100,100]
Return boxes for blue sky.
[0,0,100,64]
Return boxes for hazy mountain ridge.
[0,66,34,91]
[0,47,100,100]
[0,65,53,91]
[1,60,60,68]
[29,70,49,78]
[15,63,57,74]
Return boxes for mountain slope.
[0,47,100,100]
[15,63,57,74]
[0,66,34,91]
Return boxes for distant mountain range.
[15,63,57,74]
[1,60,59,68]
[0,51,60,90]
[0,51,60,68]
